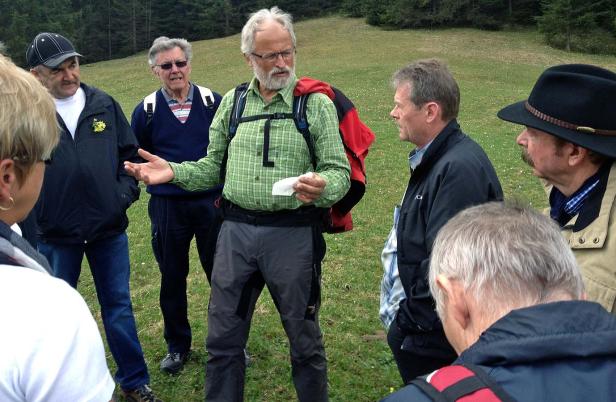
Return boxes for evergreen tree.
[199,0,238,39]
[1,0,76,66]
[506,0,541,26]
[537,0,615,54]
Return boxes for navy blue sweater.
[131,85,223,196]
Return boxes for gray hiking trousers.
[205,220,328,402]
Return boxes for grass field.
[73,16,616,401]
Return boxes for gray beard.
[254,64,295,91]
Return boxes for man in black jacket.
[27,32,160,402]
[384,59,503,384]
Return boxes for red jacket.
[294,77,375,232]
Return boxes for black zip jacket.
[36,83,140,244]
[396,120,503,355]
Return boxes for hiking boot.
[160,351,190,374]
[122,384,162,402]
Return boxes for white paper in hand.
[272,176,299,196]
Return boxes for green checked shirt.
[170,76,350,212]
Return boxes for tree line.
[0,0,339,67]
[1,0,615,67]
[345,0,616,55]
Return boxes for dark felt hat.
[26,32,82,69]
[497,64,616,159]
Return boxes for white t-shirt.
[9,224,22,236]
[55,87,86,139]
[0,265,115,402]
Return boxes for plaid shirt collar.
[550,169,602,226]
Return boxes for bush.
[545,28,616,55]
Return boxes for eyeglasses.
[250,48,295,63]
[155,60,188,70]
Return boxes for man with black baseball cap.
[27,32,162,402]
[498,64,616,314]
[26,32,82,69]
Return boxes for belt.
[220,199,325,227]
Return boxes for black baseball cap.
[26,32,82,69]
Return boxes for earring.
[0,196,15,211]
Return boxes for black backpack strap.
[460,364,516,402]
[410,376,487,402]
[441,375,491,401]
[223,85,317,179]
[145,102,154,126]
[195,85,215,109]
[228,82,249,139]
[242,112,294,168]
[140,91,157,152]
[410,364,515,402]
[292,94,317,169]
[144,90,157,130]
[409,378,448,402]
[221,83,249,182]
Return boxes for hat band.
[525,101,616,136]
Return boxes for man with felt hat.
[498,64,616,314]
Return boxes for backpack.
[226,77,375,233]
[143,85,215,127]
[409,364,515,402]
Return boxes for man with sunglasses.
[131,37,222,375]
[27,32,161,402]
[125,7,350,401]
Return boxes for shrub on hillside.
[545,28,616,55]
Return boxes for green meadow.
[74,16,616,401]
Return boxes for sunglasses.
[156,60,188,70]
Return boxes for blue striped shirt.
[550,169,602,227]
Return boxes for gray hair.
[392,59,460,121]
[429,202,584,321]
[0,54,59,180]
[148,36,192,67]
[240,6,296,55]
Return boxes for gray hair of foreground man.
[392,59,460,122]
[429,202,584,321]
[240,6,296,55]
[0,55,59,178]
[148,36,193,66]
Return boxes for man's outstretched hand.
[124,149,175,185]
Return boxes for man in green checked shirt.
[124,6,350,402]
